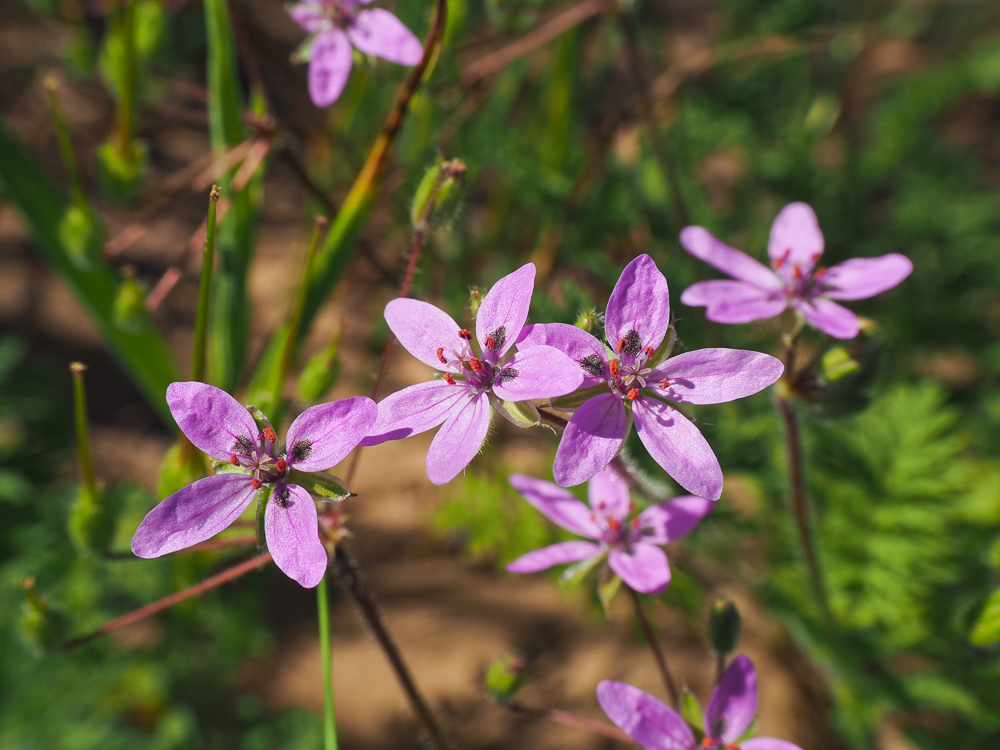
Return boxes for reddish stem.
[508,702,630,742]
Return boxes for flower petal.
[384,298,466,371]
[308,29,353,107]
[679,226,782,289]
[609,544,671,594]
[605,254,670,364]
[632,399,723,501]
[638,496,714,545]
[284,397,378,472]
[553,393,626,488]
[509,474,601,538]
[597,680,695,750]
[517,322,608,387]
[490,345,583,402]
[705,655,758,744]
[680,280,788,325]
[266,484,327,588]
[289,2,328,32]
[768,202,824,272]
[475,263,536,363]
[587,465,631,520]
[742,739,805,750]
[650,348,784,405]
[821,254,913,301]
[426,393,492,485]
[506,541,602,573]
[131,474,255,558]
[791,297,859,339]
[166,381,258,462]
[362,380,473,446]
[347,9,423,65]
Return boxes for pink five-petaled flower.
[289,0,424,107]
[505,466,712,594]
[517,254,784,499]
[598,655,804,750]
[131,382,377,588]
[361,263,584,485]
[679,202,913,339]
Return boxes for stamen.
[274,486,290,508]
[659,378,671,390]
[579,354,605,377]
[230,454,239,466]
[263,427,277,443]
[643,346,654,359]
[469,357,484,373]
[626,387,640,401]
[609,360,620,377]
[276,457,287,473]
[620,330,642,357]
[496,368,518,383]
[701,739,715,748]
[486,325,506,352]
[484,336,495,351]
[444,373,456,385]
[814,265,827,279]
[608,518,620,531]
[458,328,473,341]
[289,439,313,463]
[251,477,263,490]
[793,265,803,280]
[436,347,448,364]
[617,338,625,354]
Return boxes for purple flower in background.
[289,0,423,107]
[362,263,584,485]
[680,202,913,339]
[517,254,783,499]
[506,467,712,594]
[132,382,376,588]
[598,656,804,750]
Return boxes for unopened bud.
[411,157,467,232]
[574,309,601,332]
[469,286,484,318]
[708,598,741,656]
[485,654,527,703]
[113,275,148,332]
[18,578,69,654]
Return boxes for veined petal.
[506,541,602,573]
[166,382,258,462]
[679,226,782,289]
[384,298,466,371]
[638,496,714,545]
[587,465,631,520]
[509,474,601,538]
[597,680,695,750]
[632,399,722,501]
[792,297,859,339]
[517,322,608,387]
[131,474,255,558]
[266,484,327,588]
[650,348,784,405]
[347,9,423,65]
[289,2,329,32]
[680,280,788,324]
[821,254,913,301]
[475,263,536,363]
[490,346,583,402]
[768,202,824,272]
[742,739,806,750]
[605,254,670,363]
[426,393,492,485]
[609,545,671,594]
[308,28,352,107]
[362,380,473,446]
[284,397,377,472]
[553,393,627,488]
[705,655,758,744]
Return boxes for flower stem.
[191,185,221,382]
[114,0,138,163]
[627,587,680,709]
[317,572,339,750]
[44,78,85,207]
[507,701,630,742]
[70,363,99,503]
[331,545,449,749]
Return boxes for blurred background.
[1,0,1000,747]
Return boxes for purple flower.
[131,382,376,588]
[517,254,784,499]
[362,263,584,485]
[505,467,712,594]
[289,0,423,107]
[598,655,804,750]
[679,202,913,339]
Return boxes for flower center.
[606,331,654,401]
[229,428,290,488]
[772,248,827,298]
[438,328,516,392]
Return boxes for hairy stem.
[317,572,339,750]
[508,702,630,742]
[332,545,449,749]
[70,363,99,502]
[627,587,680,709]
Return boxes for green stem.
[191,186,221,382]
[317,572,339,750]
[70,363,99,501]
[44,78,85,207]
[115,0,138,162]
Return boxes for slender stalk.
[63,553,272,649]
[70,363,99,501]
[627,587,680,709]
[114,0,138,161]
[508,702,630,742]
[191,186,221,382]
[44,78,85,207]
[714,651,725,687]
[317,573,339,750]
[332,546,449,749]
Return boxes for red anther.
[608,517,620,532]
[617,338,625,354]
[590,512,596,522]
[659,378,671,390]
[263,427,277,443]
[814,265,827,279]
[643,346,654,359]
[436,347,448,364]
[726,745,741,749]
[626,387,640,401]
[631,517,641,530]
[230,454,240,466]
[251,477,263,490]
[458,328,473,341]
[444,373,456,385]
[469,357,484,373]
[276,457,287,472]
[485,335,496,351]
[701,739,715,748]
[793,265,803,280]
[609,360,620,377]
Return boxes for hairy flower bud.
[411,157,467,232]
[708,597,741,656]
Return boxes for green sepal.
[289,469,353,503]
[598,570,622,617]
[560,550,605,588]
[255,485,271,549]
[57,203,102,268]
[410,156,466,231]
[737,718,760,743]
[574,309,601,332]
[970,588,1000,646]
[485,655,528,704]
[113,276,149,333]
[548,384,608,412]
[822,346,860,381]
[490,393,540,428]
[680,688,705,736]
[96,139,148,204]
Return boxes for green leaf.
[680,688,704,735]
[970,588,1000,646]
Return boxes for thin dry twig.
[508,702,631,742]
